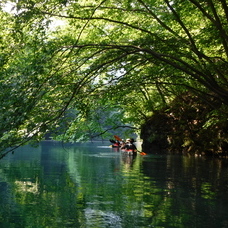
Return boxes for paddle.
[114,135,122,142]
[138,151,147,156]
[109,139,116,144]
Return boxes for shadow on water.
[0,141,228,227]
[141,154,228,228]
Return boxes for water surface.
[0,141,228,227]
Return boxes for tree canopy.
[0,0,228,156]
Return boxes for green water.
[0,141,228,227]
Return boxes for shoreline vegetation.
[0,1,228,159]
[140,94,228,157]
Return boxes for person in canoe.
[121,138,137,156]
[109,139,121,148]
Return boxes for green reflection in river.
[0,141,228,227]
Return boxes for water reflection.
[0,141,228,227]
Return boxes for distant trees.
[0,0,228,156]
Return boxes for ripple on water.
[84,208,122,228]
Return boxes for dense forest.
[0,0,228,157]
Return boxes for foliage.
[0,0,228,156]
[141,92,228,155]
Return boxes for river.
[0,141,228,227]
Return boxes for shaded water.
[0,141,228,227]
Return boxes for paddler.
[121,138,137,155]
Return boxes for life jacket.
[124,149,137,152]
[112,142,120,147]
[124,143,136,150]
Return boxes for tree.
[0,0,228,156]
